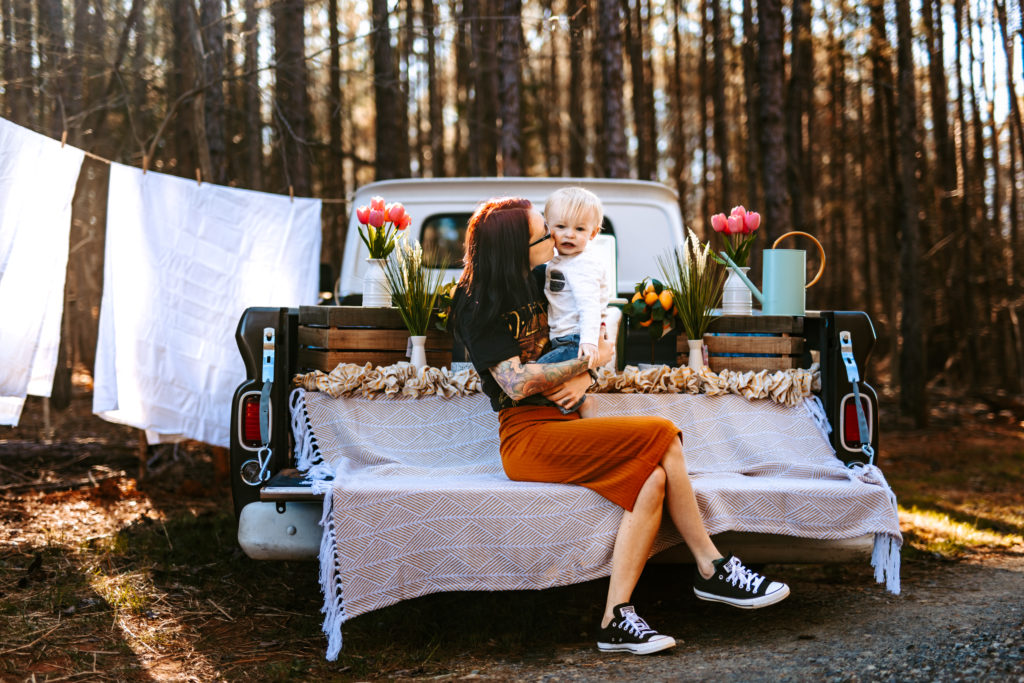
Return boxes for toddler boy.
[536,187,611,414]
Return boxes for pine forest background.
[1,0,1023,427]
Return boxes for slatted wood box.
[676,316,805,372]
[297,306,453,372]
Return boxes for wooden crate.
[297,306,453,372]
[676,316,805,372]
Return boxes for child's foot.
[692,554,790,608]
[596,603,676,655]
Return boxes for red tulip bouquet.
[711,205,761,267]
[356,196,412,259]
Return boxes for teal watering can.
[720,231,826,316]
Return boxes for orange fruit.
[644,291,659,306]
[631,291,643,303]
[658,290,673,311]
[639,318,653,327]
[644,282,655,294]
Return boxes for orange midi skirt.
[497,405,681,511]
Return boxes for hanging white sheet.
[0,118,85,425]
[93,163,321,446]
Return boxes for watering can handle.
[771,231,826,288]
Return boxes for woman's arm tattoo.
[490,356,590,401]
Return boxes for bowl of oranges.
[622,278,678,339]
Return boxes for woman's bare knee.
[635,466,666,513]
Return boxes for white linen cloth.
[94,163,321,446]
[290,389,902,659]
[0,118,85,425]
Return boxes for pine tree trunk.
[370,0,399,180]
[242,0,262,188]
[10,0,34,126]
[669,0,687,220]
[568,0,587,176]
[36,0,68,138]
[895,0,926,426]
[699,0,710,221]
[1,0,13,121]
[741,0,759,209]
[424,0,446,177]
[757,0,789,242]
[200,0,226,184]
[711,0,731,204]
[786,0,812,232]
[396,0,412,177]
[453,0,470,176]
[598,0,628,178]
[477,0,498,175]
[498,0,522,176]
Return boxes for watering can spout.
[719,251,764,304]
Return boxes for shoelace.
[618,611,656,638]
[722,557,766,593]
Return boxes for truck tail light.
[839,393,873,451]
[242,394,262,447]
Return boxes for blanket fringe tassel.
[871,532,902,595]
[289,388,334,482]
[318,486,347,660]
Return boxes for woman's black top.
[453,270,553,412]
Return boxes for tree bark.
[498,0,522,176]
[1,0,13,121]
[424,0,446,177]
[741,0,759,209]
[370,0,399,181]
[200,0,226,184]
[669,0,687,220]
[242,0,262,188]
[9,0,34,126]
[710,0,731,204]
[786,0,812,231]
[895,0,926,426]
[35,0,68,138]
[475,0,498,175]
[756,0,789,241]
[272,0,311,193]
[598,0,628,178]
[568,0,587,176]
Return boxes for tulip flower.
[356,197,411,259]
[711,204,762,267]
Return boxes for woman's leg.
[602,466,666,628]
[659,436,723,579]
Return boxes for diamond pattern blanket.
[290,388,901,660]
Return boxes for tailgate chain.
[840,330,875,466]
[240,328,276,486]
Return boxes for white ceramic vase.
[363,257,391,307]
[408,335,428,369]
[687,338,706,371]
[722,266,753,315]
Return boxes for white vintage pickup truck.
[228,178,883,568]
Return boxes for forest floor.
[1,389,1023,682]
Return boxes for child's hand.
[579,343,599,369]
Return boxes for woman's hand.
[542,372,592,410]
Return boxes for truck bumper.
[237,501,322,560]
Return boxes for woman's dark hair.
[455,197,536,328]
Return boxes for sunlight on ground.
[899,505,1024,556]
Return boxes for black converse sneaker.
[596,603,677,655]
[693,555,790,609]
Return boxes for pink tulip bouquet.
[356,196,412,259]
[711,205,761,268]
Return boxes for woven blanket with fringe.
[290,387,902,661]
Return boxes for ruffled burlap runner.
[293,362,821,408]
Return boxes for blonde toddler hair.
[544,187,604,231]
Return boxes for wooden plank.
[298,326,451,351]
[705,335,803,355]
[707,316,804,334]
[708,356,795,372]
[297,348,452,373]
[299,305,406,328]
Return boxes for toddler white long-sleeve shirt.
[545,246,610,348]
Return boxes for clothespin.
[142,154,149,174]
[60,130,67,148]
[196,168,202,186]
[289,185,294,203]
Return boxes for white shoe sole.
[597,635,677,655]
[693,583,791,609]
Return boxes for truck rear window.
[420,213,615,268]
